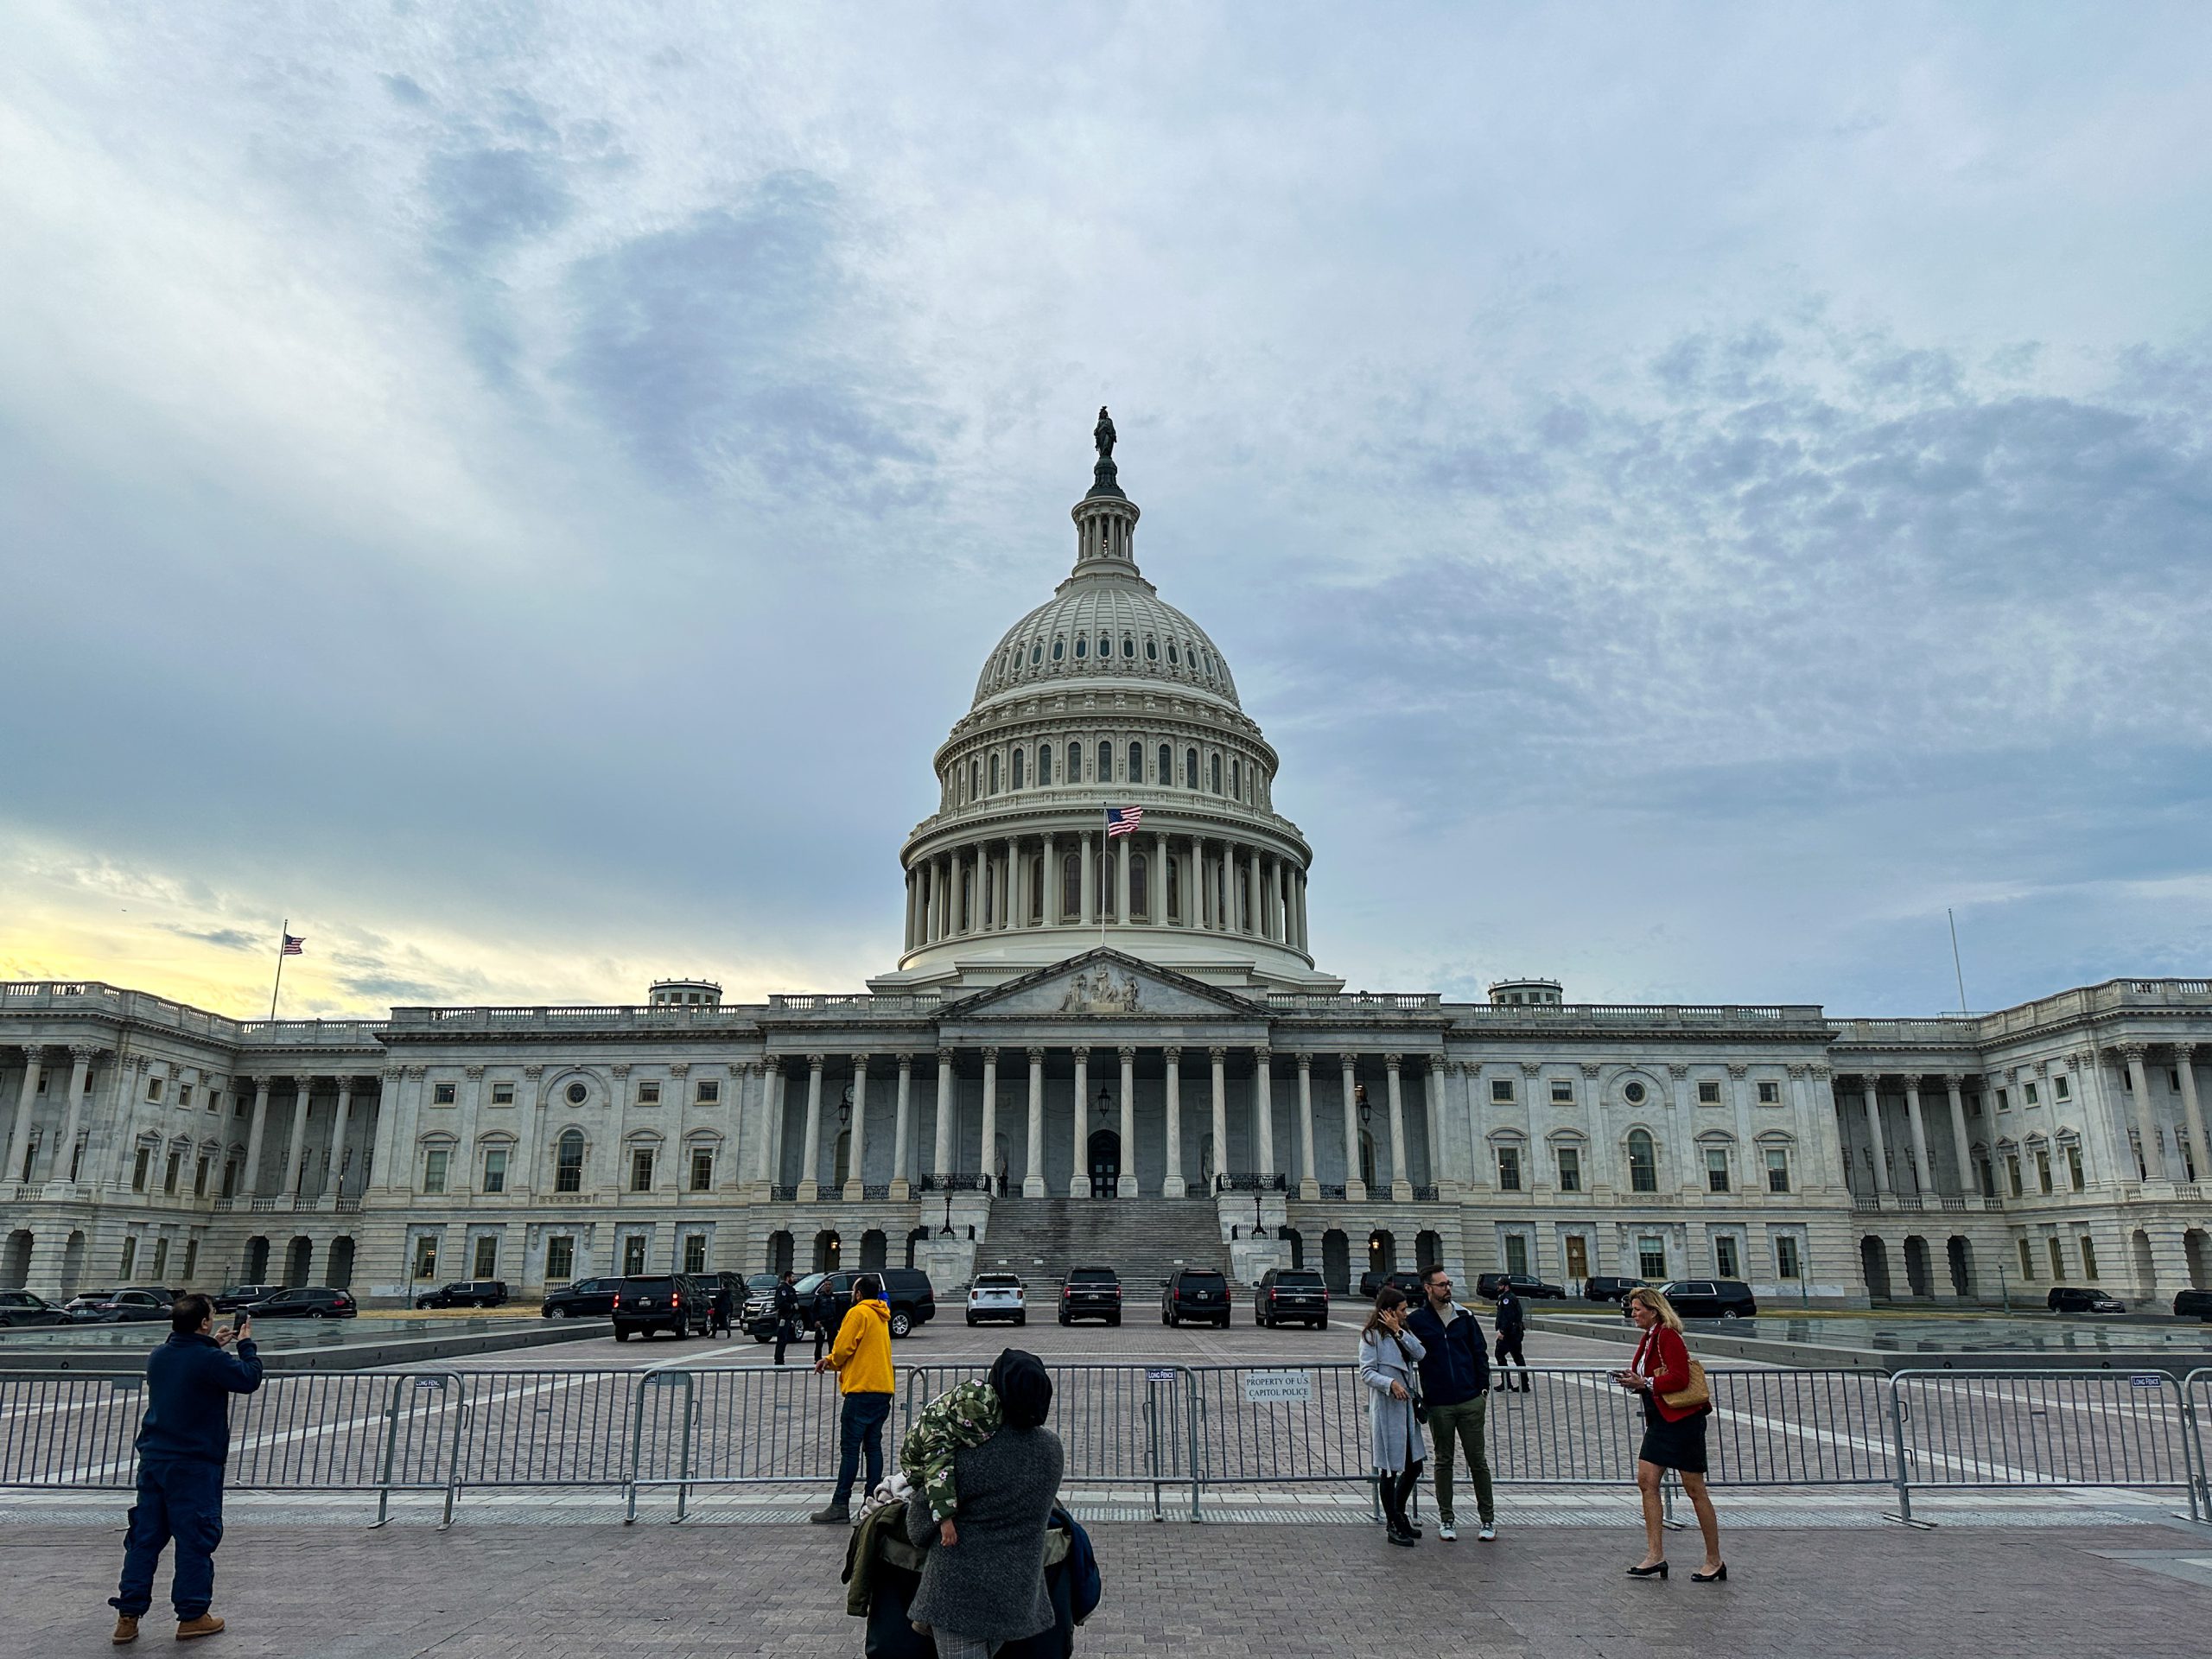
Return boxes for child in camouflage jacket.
[899,1376,1001,1546]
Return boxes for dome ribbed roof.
[971,576,1239,710]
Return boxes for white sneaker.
[1437,1522,1457,1541]
[1478,1523,1497,1542]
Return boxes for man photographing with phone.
[109,1294,262,1643]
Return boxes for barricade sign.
[1242,1370,1313,1404]
[2130,1375,2163,1389]
[1146,1368,1178,1383]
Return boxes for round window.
[566,1082,588,1105]
[1074,637,1087,658]
[1624,1081,1646,1105]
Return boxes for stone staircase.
[969,1198,1231,1295]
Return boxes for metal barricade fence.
[453,1368,639,1503]
[228,1370,467,1527]
[0,1373,151,1491]
[2179,1366,2211,1523]
[1888,1369,2202,1526]
[628,1365,847,1521]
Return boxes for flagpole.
[1100,805,1109,950]
[270,918,289,1021]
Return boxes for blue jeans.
[111,1457,225,1620]
[833,1391,893,1506]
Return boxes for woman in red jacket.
[1615,1287,1724,1582]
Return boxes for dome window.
[1185,747,1199,789]
[1166,642,1179,665]
[1012,749,1026,790]
[1210,754,1223,794]
[1097,741,1113,780]
[1128,741,1142,781]
[1038,745,1052,785]
[1146,638,1158,662]
[988,753,1000,793]
[1158,742,1171,784]
[1031,643,1042,666]
[1098,633,1111,659]
[1052,639,1065,662]
[1073,637,1087,659]
[1066,741,1081,780]
[1122,635,1135,658]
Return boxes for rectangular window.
[695,1079,720,1104]
[178,1084,193,1108]
[1555,1147,1581,1192]
[556,1138,584,1193]
[423,1148,449,1195]
[119,1237,137,1277]
[473,1235,499,1278]
[193,1156,209,1198]
[2006,1155,2023,1198]
[150,1237,169,1280]
[1714,1235,1740,1279]
[162,1152,181,1195]
[2018,1237,2035,1279]
[1996,1088,2009,1111]
[621,1235,648,1275]
[432,1081,457,1105]
[1758,1080,1780,1103]
[412,1236,440,1281]
[1491,1079,1515,1103]
[2024,1081,2039,1106]
[630,1148,655,1192]
[1496,1147,1522,1192]
[689,1148,714,1192]
[146,1077,163,1102]
[2046,1236,2064,1279]
[638,1082,662,1105]
[1503,1235,1529,1275]
[131,1147,151,1192]
[545,1236,575,1281]
[482,1148,508,1193]
[2054,1075,2070,1102]
[1765,1147,1790,1193]
[182,1240,198,1280]
[1697,1080,1721,1104]
[491,1082,515,1105]
[2067,1144,2085,1192]
[683,1233,708,1274]
[1638,1236,1668,1279]
[2170,1069,2182,1091]
[2036,1150,2053,1194]
[1776,1235,1802,1281]
[1549,1078,1573,1103]
[2079,1236,2099,1280]
[1705,1148,1730,1193]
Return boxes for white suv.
[965,1274,1027,1326]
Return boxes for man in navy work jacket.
[110,1292,263,1643]
[1407,1263,1497,1542]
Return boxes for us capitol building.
[4,422,2209,1310]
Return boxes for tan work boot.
[175,1613,225,1640]
[111,1614,140,1644]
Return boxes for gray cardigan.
[1358,1327,1427,1471]
[902,1424,1065,1642]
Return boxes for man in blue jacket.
[110,1292,263,1643]
[1407,1263,1496,1542]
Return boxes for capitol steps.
[971,1197,1231,1297]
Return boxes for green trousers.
[1427,1395,1494,1526]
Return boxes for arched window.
[988,753,1000,793]
[1012,748,1026,790]
[1061,853,1081,915]
[1231,758,1241,799]
[555,1130,586,1194]
[969,760,980,799]
[1067,741,1081,780]
[1122,634,1135,658]
[1130,853,1148,918]
[1185,747,1199,788]
[1166,852,1180,921]
[1038,745,1052,785]
[1052,638,1065,662]
[1210,753,1223,793]
[1146,638,1158,661]
[1030,642,1042,665]
[1158,743,1171,783]
[1627,1130,1657,1193]
[1167,642,1179,665]
[1074,636,1088,659]
[1098,632,1110,658]
[1128,741,1143,780]
[1098,741,1113,780]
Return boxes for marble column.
[1116,1047,1138,1197]
[1079,831,1096,926]
[1254,1048,1275,1185]
[1209,1046,1229,1193]
[1001,837,1017,930]
[1115,835,1132,925]
[1023,1048,1047,1197]
[1043,832,1059,925]
[844,1058,870,1201]
[52,1046,94,1184]
[1342,1055,1365,1201]
[797,1053,827,1200]
[1385,1053,1411,1199]
[979,1047,1000,1193]
[1945,1075,1977,1197]
[2120,1045,2163,1179]
[904,870,919,950]
[279,1076,315,1204]
[1069,1048,1090,1198]
[891,1055,914,1199]
[1151,830,1166,923]
[3,1047,42,1189]
[1902,1074,1933,1197]
[327,1078,354,1200]
[932,1049,956,1182]
[2176,1045,2209,1185]
[753,1065,783,1189]
[1244,848,1262,937]
[1860,1076,1893,1197]
[1162,1048,1186,1197]
[1296,1055,1318,1199]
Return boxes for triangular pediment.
[942,950,1262,1020]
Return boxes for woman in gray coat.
[1358,1287,1427,1546]
[903,1349,1065,1658]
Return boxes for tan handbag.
[1661,1354,1710,1413]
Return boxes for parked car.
[1658,1280,1757,1319]
[1583,1276,1646,1304]
[2048,1286,2127,1315]
[795,1268,939,1340]
[1255,1268,1329,1329]
[541,1277,619,1319]
[1356,1269,1425,1304]
[741,1273,787,1340]
[2175,1288,2212,1322]
[69,1290,171,1324]
[1160,1268,1231,1328]
[1475,1273,1567,1301]
[414,1280,509,1310]
[63,1288,118,1316]
[610,1274,709,1341]
[118,1286,177,1306]
[244,1286,357,1319]
[0,1290,72,1328]
[1058,1266,1123,1326]
[966,1274,1027,1326]
[213,1284,283,1313]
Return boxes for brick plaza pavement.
[13,1513,2212,1658]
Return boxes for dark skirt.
[1637,1396,1709,1474]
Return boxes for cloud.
[156,925,262,953]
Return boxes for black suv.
[415,1280,509,1310]
[214,1284,282,1313]
[1058,1267,1123,1326]
[244,1287,357,1319]
[1161,1268,1230,1328]
[2176,1288,2212,1321]
[741,1273,788,1339]
[611,1275,709,1341]
[0,1291,71,1327]
[541,1277,619,1319]
[70,1290,173,1324]
[1255,1268,1328,1329]
[1660,1280,1757,1319]
[797,1268,939,1340]
[1476,1273,1567,1301]
[1583,1276,1645,1305]
[2048,1286,2126,1315]
[1357,1270,1426,1304]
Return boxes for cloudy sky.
[3,3,2209,1020]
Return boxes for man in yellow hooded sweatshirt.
[810,1273,894,1522]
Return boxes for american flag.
[281,933,305,957]
[1104,806,1142,838]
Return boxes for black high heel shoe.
[1691,1563,1727,1583]
[1625,1561,1669,1580]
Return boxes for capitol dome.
[875,416,1340,995]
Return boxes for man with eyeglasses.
[1405,1264,1497,1542]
